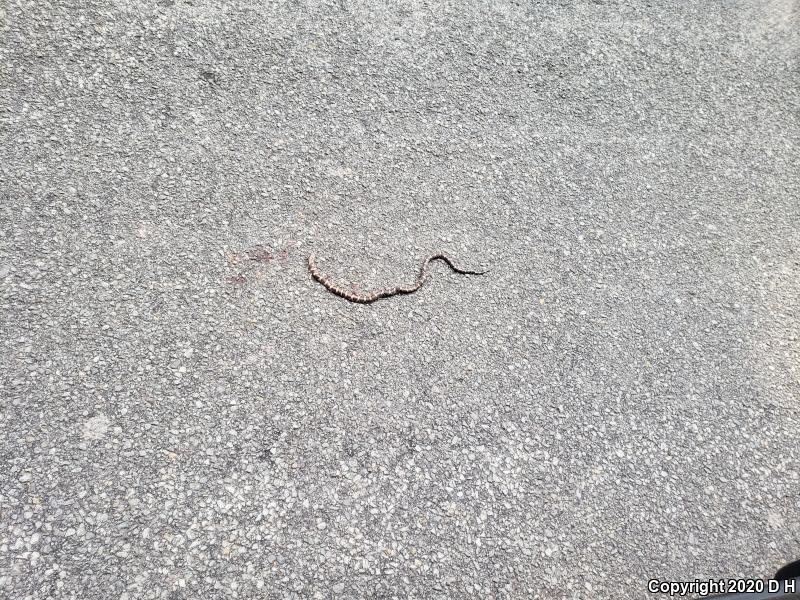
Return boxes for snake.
[308,253,489,304]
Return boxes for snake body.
[308,254,488,304]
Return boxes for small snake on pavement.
[308,254,489,304]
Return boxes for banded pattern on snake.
[308,254,489,304]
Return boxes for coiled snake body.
[308,254,488,304]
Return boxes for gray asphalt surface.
[2,1,799,598]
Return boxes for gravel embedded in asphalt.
[1,1,798,598]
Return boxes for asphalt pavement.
[1,1,798,598]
